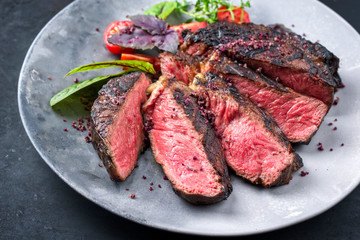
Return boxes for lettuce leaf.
[108,15,179,53]
[64,60,156,77]
[144,1,178,20]
[50,70,135,107]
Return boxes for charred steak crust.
[91,72,141,138]
[91,72,151,181]
[171,81,232,192]
[144,79,232,204]
[196,73,302,186]
[181,22,341,106]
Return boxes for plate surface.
[18,0,360,236]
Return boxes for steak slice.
[143,78,232,204]
[91,72,151,181]
[181,22,342,106]
[158,52,195,85]
[191,72,302,187]
[206,56,328,143]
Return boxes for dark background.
[1,0,359,239]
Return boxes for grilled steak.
[206,56,328,143]
[143,78,232,204]
[91,72,151,181]
[181,22,342,106]
[161,51,327,143]
[191,73,302,186]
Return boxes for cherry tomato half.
[217,6,250,23]
[103,21,135,54]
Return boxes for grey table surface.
[1,0,359,239]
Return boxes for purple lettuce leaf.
[153,30,179,53]
[108,27,156,50]
[107,15,179,53]
[129,15,168,35]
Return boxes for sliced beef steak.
[143,78,231,204]
[191,73,302,187]
[91,72,151,181]
[181,22,342,106]
[162,50,327,143]
[206,56,328,143]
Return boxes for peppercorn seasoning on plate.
[18,0,360,236]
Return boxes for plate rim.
[17,0,360,236]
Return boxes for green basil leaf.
[195,17,205,22]
[144,1,178,20]
[64,60,156,77]
[50,70,135,107]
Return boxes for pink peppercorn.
[63,128,68,132]
[74,78,79,83]
[300,171,309,177]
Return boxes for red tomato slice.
[103,21,135,54]
[169,21,208,45]
[120,53,161,72]
[217,6,250,23]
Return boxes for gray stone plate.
[18,0,360,236]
